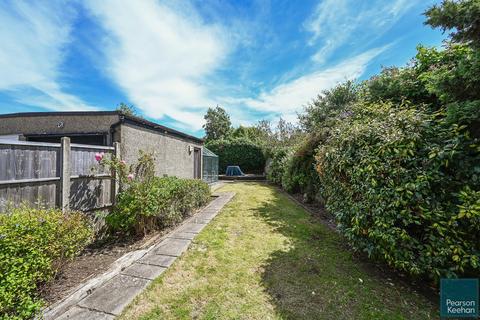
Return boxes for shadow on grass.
[253,186,438,320]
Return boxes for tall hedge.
[316,101,479,279]
[266,147,290,185]
[281,134,322,202]
[262,0,480,282]
[206,138,266,174]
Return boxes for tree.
[256,120,273,136]
[275,117,302,144]
[254,120,274,146]
[231,124,269,143]
[117,102,138,117]
[424,0,480,46]
[231,126,250,139]
[203,106,232,142]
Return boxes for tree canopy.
[116,102,138,117]
[425,0,480,46]
[203,106,232,142]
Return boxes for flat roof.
[0,111,204,144]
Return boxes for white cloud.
[84,0,229,129]
[0,1,95,111]
[305,0,350,45]
[0,0,420,131]
[305,0,419,64]
[242,46,388,121]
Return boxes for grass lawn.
[121,182,438,320]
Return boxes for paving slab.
[55,306,115,320]
[137,254,177,267]
[199,210,215,216]
[169,231,197,240]
[190,217,210,224]
[121,263,166,280]
[201,211,218,215]
[176,222,206,234]
[46,192,235,320]
[153,238,191,256]
[195,212,218,220]
[78,275,150,316]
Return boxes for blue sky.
[0,0,444,137]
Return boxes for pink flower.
[127,173,135,181]
[120,160,127,165]
[95,152,104,162]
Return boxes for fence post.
[59,137,71,212]
[111,142,121,205]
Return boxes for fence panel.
[70,177,112,211]
[0,140,117,213]
[0,143,59,211]
[71,146,110,176]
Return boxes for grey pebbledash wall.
[118,123,202,179]
[0,113,119,138]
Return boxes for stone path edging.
[43,192,235,320]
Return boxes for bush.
[281,134,322,202]
[107,177,211,235]
[264,0,480,282]
[266,148,290,185]
[316,101,480,280]
[300,80,359,132]
[206,138,266,174]
[0,208,92,319]
[267,136,321,203]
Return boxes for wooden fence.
[0,138,120,213]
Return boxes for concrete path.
[44,192,235,320]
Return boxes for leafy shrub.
[267,42,480,280]
[281,134,322,202]
[206,137,266,174]
[300,80,359,132]
[415,44,480,105]
[315,101,480,280]
[266,148,290,185]
[0,208,92,319]
[107,177,210,235]
[267,143,320,199]
[264,0,480,282]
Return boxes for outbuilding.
[0,111,208,180]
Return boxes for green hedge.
[0,208,92,319]
[266,135,321,203]
[281,134,321,202]
[316,101,480,280]
[265,2,480,282]
[206,138,266,174]
[266,148,290,185]
[107,176,210,235]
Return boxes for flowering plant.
[95,152,104,162]
[95,150,155,191]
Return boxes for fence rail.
[0,138,119,213]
